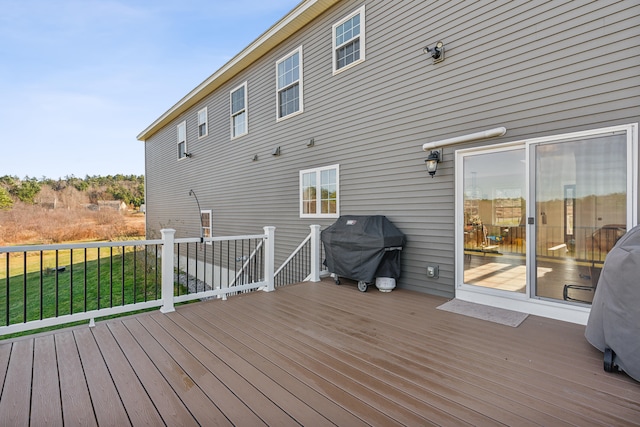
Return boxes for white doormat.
[437,299,529,327]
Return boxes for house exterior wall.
[143,0,640,298]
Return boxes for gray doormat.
[437,299,529,327]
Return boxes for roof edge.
[137,0,339,141]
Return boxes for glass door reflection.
[463,148,527,293]
[534,134,627,303]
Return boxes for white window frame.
[197,107,208,139]
[230,82,248,138]
[332,5,366,75]
[201,209,212,243]
[177,121,187,160]
[299,164,340,219]
[275,46,304,121]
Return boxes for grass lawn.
[0,246,188,338]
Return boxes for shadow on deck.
[0,278,638,425]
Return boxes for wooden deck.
[0,278,638,426]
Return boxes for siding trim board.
[142,0,640,323]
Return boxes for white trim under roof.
[137,0,340,142]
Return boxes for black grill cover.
[585,224,640,382]
[321,215,406,283]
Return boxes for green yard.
[0,246,188,339]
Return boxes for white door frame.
[454,123,638,325]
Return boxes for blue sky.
[0,0,300,180]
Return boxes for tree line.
[0,175,144,210]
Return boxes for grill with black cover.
[321,215,406,291]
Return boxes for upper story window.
[177,121,187,159]
[300,164,339,218]
[276,46,303,120]
[332,6,366,74]
[230,82,248,138]
[197,107,208,138]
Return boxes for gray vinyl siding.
[144,0,640,298]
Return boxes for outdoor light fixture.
[425,150,441,177]
[252,154,258,161]
[184,152,192,158]
[423,40,444,63]
[272,146,281,156]
[307,138,315,147]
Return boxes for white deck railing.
[0,226,278,335]
[274,225,327,287]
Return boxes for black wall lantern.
[425,149,441,177]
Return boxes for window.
[230,82,248,138]
[332,6,365,74]
[300,164,339,218]
[276,47,303,120]
[201,210,212,242]
[197,107,208,138]
[177,121,187,159]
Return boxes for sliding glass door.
[533,133,628,303]
[458,124,636,313]
[462,147,527,293]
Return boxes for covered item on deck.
[585,224,640,382]
[321,215,406,291]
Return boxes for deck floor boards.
[106,321,198,426]
[0,278,638,426]
[91,325,164,426]
[74,327,131,426]
[0,339,32,426]
[55,331,97,427]
[234,285,543,426]
[31,335,63,426]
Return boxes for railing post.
[160,229,176,313]
[309,224,321,282]
[263,226,276,292]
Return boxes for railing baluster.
[143,245,147,302]
[133,246,137,303]
[97,247,101,309]
[176,243,181,296]
[54,250,59,318]
[155,245,159,300]
[4,254,8,326]
[23,251,27,323]
[70,249,74,315]
[109,247,113,307]
[84,248,87,313]
[39,251,44,320]
[121,247,125,306]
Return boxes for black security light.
[423,40,445,63]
